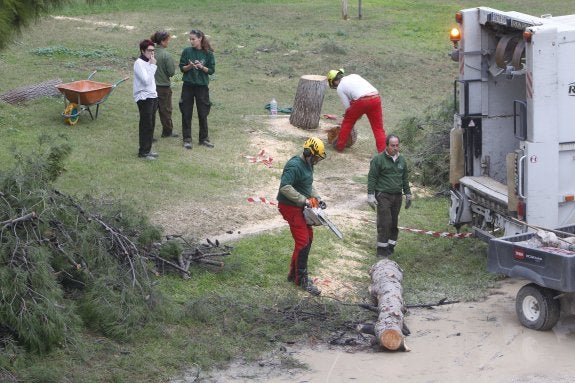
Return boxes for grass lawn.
[0,1,572,382]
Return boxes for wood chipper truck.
[448,6,575,330]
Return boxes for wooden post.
[358,0,362,19]
[341,0,348,20]
[368,259,408,351]
[289,75,327,130]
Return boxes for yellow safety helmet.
[303,137,326,159]
[327,68,344,88]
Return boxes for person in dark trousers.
[151,31,177,138]
[327,68,386,153]
[367,134,412,257]
[133,39,158,160]
[277,137,327,296]
[178,29,215,149]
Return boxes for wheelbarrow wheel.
[64,103,79,125]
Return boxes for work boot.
[376,247,390,257]
[299,274,321,296]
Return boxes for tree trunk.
[289,75,327,130]
[368,259,407,351]
[0,79,62,104]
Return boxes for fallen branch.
[358,303,378,313]
[154,255,191,276]
[1,212,37,227]
[405,298,459,309]
[197,258,224,267]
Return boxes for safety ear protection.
[303,147,312,157]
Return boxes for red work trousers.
[336,95,386,153]
[278,202,313,285]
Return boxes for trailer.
[488,225,575,330]
[448,7,575,239]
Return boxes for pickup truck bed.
[487,225,575,292]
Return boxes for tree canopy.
[0,0,100,50]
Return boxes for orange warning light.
[450,27,461,42]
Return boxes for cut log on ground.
[324,125,357,147]
[0,79,62,104]
[289,75,327,130]
[368,258,408,351]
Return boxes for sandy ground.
[167,117,575,382]
[266,278,575,383]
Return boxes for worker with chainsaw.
[367,134,412,257]
[327,69,386,153]
[277,137,327,296]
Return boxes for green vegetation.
[0,0,571,382]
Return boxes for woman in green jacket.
[178,29,215,149]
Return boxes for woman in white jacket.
[133,39,158,160]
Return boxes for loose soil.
[165,117,575,382]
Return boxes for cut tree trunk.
[0,79,62,104]
[289,75,327,130]
[368,258,408,351]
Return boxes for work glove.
[306,197,319,208]
[405,194,413,209]
[367,194,378,210]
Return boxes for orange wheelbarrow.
[56,71,128,125]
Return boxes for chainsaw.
[303,206,343,239]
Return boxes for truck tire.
[515,283,560,331]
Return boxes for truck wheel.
[515,283,560,331]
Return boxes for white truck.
[448,7,575,330]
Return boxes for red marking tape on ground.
[247,197,277,206]
[399,226,473,238]
[242,150,273,167]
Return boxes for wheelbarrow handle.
[113,77,130,88]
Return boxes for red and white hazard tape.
[399,226,473,238]
[247,197,277,206]
[245,199,472,238]
[242,150,273,168]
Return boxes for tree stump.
[289,75,327,130]
[368,259,408,351]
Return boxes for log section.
[368,258,407,351]
[325,125,357,147]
